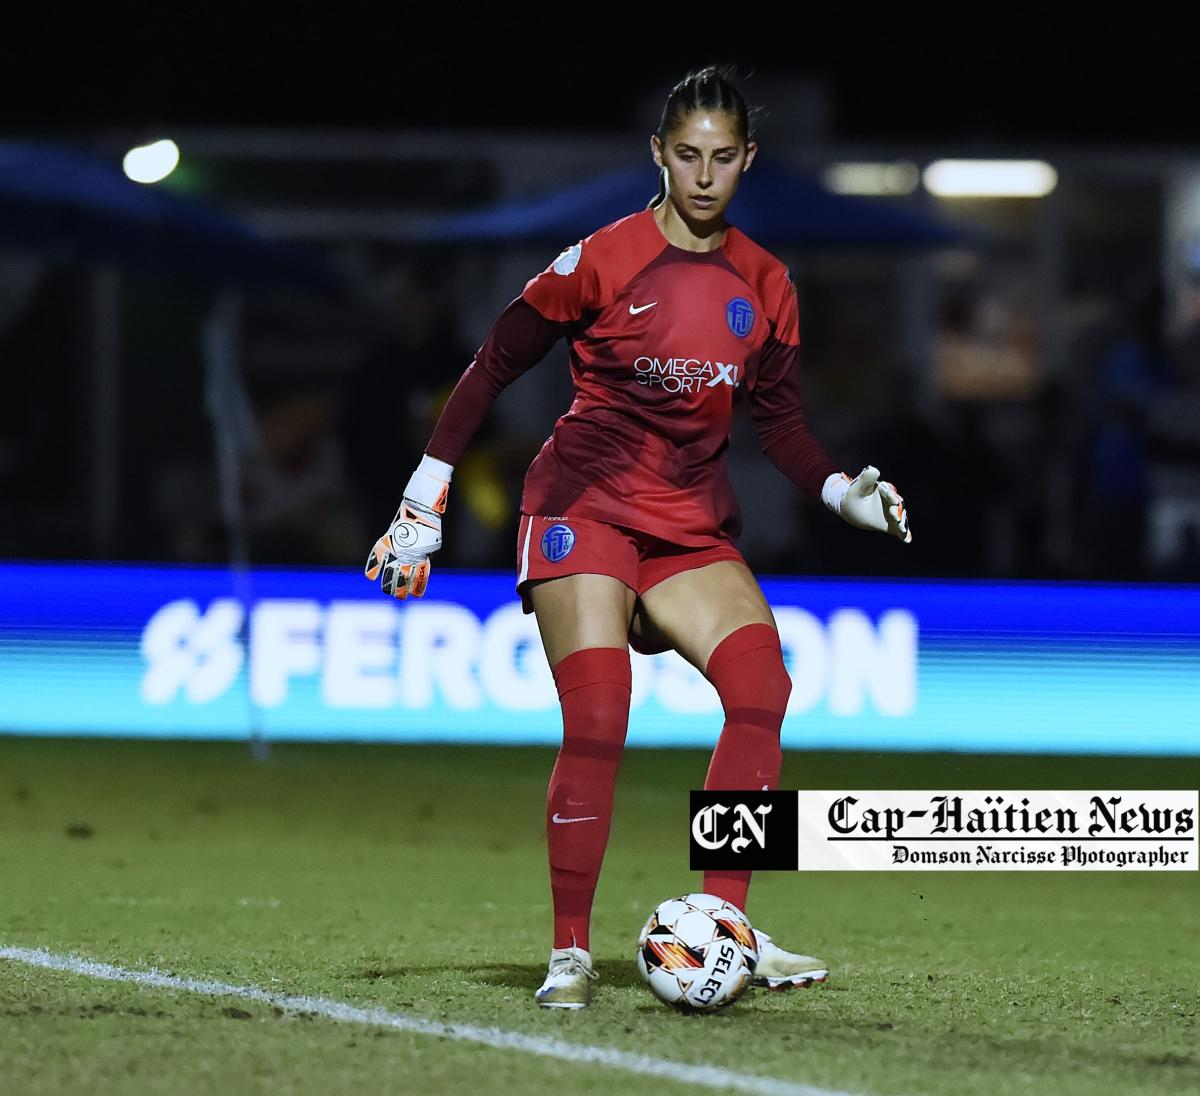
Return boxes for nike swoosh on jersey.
[628,301,658,315]
[551,813,601,824]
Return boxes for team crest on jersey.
[541,523,576,563]
[552,243,582,276]
[726,297,755,338]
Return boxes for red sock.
[700,623,791,913]
[546,647,632,951]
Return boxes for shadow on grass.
[353,961,647,990]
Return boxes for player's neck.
[650,201,726,253]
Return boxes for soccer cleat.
[534,946,598,1009]
[750,929,829,990]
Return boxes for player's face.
[652,110,756,223]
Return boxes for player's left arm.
[747,272,911,543]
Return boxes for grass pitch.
[0,738,1196,1096]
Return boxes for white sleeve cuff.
[417,454,453,482]
[404,454,454,508]
[821,472,850,515]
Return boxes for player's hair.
[649,64,756,210]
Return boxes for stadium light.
[923,159,1058,198]
[122,139,180,184]
[823,161,920,196]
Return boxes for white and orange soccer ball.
[636,893,758,1012]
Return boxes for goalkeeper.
[366,65,910,1009]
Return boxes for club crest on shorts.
[726,297,755,338]
[541,523,576,563]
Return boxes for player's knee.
[709,639,792,726]
[563,697,630,753]
[721,654,790,734]
[553,647,632,748]
[756,652,792,720]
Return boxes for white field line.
[1,945,864,1096]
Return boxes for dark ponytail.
[648,64,754,209]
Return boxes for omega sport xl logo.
[633,356,741,395]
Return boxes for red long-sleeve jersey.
[427,208,839,546]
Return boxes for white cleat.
[751,929,829,990]
[535,946,598,1009]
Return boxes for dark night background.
[2,22,1197,583]
[1,26,1190,144]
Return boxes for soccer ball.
[636,892,758,1012]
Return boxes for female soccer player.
[366,66,911,1009]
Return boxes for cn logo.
[689,791,798,871]
[691,802,772,854]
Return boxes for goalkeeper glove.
[364,454,452,599]
[822,466,911,543]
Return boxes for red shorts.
[515,513,746,618]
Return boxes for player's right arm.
[365,241,596,599]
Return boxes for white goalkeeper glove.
[822,466,911,543]
[364,454,452,599]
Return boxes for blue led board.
[0,564,1196,753]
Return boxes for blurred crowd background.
[3,64,1199,584]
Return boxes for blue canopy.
[415,157,967,249]
[0,142,341,293]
